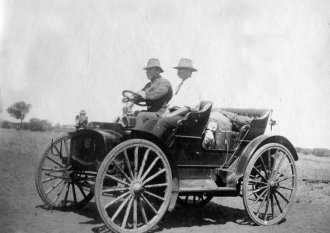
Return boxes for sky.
[0,0,330,149]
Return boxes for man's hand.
[122,97,129,103]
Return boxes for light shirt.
[169,77,201,111]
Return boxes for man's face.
[177,68,192,80]
[146,67,160,80]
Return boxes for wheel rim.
[35,135,95,209]
[242,143,297,225]
[178,193,213,207]
[95,139,172,233]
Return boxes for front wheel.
[95,139,173,233]
[242,143,297,225]
[35,134,95,209]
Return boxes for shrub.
[29,118,52,131]
[1,120,11,128]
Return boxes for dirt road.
[1,129,329,233]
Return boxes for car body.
[35,93,298,233]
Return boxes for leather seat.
[174,100,213,137]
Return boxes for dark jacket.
[142,77,173,114]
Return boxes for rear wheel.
[35,134,95,209]
[178,193,213,207]
[242,143,297,225]
[95,139,172,233]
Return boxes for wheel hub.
[131,181,144,195]
[269,180,278,189]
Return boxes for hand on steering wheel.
[122,90,147,106]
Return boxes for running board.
[179,179,238,196]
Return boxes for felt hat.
[143,58,164,73]
[173,58,197,72]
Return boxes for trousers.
[151,115,184,138]
[135,111,160,129]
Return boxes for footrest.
[179,179,238,196]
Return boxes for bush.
[1,120,11,128]
[312,148,330,157]
[29,118,52,131]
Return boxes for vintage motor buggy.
[35,90,298,233]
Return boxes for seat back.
[214,108,270,140]
[174,100,213,137]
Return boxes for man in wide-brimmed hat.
[133,58,173,129]
[142,58,202,138]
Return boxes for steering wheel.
[122,90,147,106]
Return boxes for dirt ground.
[1,128,330,233]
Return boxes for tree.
[7,101,32,128]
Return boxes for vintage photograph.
[0,0,329,232]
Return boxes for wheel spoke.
[63,183,70,207]
[278,185,293,191]
[105,174,130,186]
[138,196,148,224]
[121,196,134,228]
[102,187,130,193]
[259,155,269,179]
[249,188,268,208]
[133,198,137,229]
[272,151,285,178]
[252,166,267,182]
[273,192,283,213]
[275,189,289,203]
[53,181,67,204]
[113,162,132,182]
[274,163,293,180]
[270,149,279,178]
[268,149,272,178]
[256,190,268,217]
[263,191,271,221]
[42,176,60,183]
[248,186,267,196]
[138,149,150,179]
[276,175,295,184]
[111,194,132,221]
[46,179,64,194]
[104,191,131,209]
[270,192,275,219]
[248,180,267,185]
[76,183,87,198]
[141,194,158,214]
[134,146,139,178]
[45,155,64,168]
[144,190,165,201]
[52,143,61,156]
[42,167,66,172]
[72,182,77,205]
[142,169,166,185]
[141,157,160,182]
[144,183,168,188]
[123,150,134,179]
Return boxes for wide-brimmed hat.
[143,58,164,73]
[173,58,197,72]
[80,110,86,115]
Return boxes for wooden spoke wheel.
[242,143,297,225]
[95,139,172,233]
[35,134,95,209]
[177,193,213,207]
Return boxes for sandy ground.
[1,128,330,233]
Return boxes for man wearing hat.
[134,58,173,129]
[144,58,201,138]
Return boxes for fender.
[130,130,179,212]
[227,135,298,187]
[70,129,123,164]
